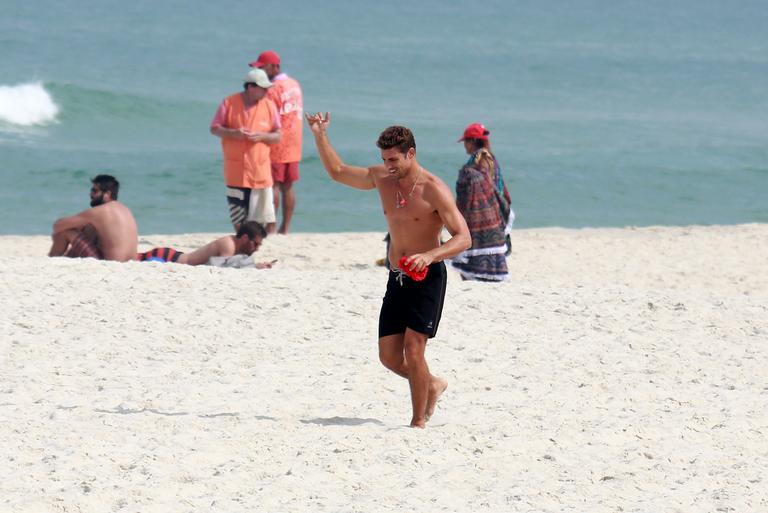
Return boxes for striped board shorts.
[66,231,103,260]
[226,186,275,226]
[136,247,183,263]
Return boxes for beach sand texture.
[1,225,767,512]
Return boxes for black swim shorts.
[378,261,447,339]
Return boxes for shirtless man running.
[306,112,471,428]
[49,174,138,262]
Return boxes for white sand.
[1,224,766,512]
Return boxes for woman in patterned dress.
[450,123,513,281]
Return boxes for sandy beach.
[1,224,766,512]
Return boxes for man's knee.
[379,348,402,370]
[54,228,80,243]
[378,336,405,369]
[403,332,427,360]
[81,223,97,238]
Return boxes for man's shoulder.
[81,201,113,220]
[89,202,114,214]
[423,171,453,201]
[369,164,389,181]
[102,200,136,217]
[223,92,241,103]
[217,93,241,112]
[271,76,301,93]
[216,235,237,255]
[424,169,449,188]
[277,76,302,95]
[275,73,300,83]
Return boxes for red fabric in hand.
[398,256,428,281]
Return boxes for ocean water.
[1,0,766,235]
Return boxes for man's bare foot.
[410,418,426,429]
[425,377,448,421]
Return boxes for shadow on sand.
[300,416,385,427]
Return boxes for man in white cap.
[210,68,281,233]
[250,50,304,234]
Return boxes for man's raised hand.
[305,112,331,133]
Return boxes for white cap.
[243,68,272,88]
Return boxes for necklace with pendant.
[396,168,422,209]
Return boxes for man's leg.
[264,187,277,234]
[49,229,78,256]
[379,333,407,377]
[379,330,447,428]
[50,225,100,257]
[271,164,282,232]
[247,187,276,234]
[403,329,431,428]
[278,181,296,234]
[272,185,282,229]
[226,187,248,232]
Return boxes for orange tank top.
[220,93,276,188]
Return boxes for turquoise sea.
[1,0,766,234]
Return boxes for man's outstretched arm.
[305,112,375,190]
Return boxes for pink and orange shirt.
[266,73,303,164]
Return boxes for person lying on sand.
[136,221,274,268]
[49,174,138,262]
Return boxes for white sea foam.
[0,82,59,126]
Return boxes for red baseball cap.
[458,122,490,142]
[249,50,281,68]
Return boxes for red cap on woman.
[457,123,490,142]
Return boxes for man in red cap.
[250,50,304,234]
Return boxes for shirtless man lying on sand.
[137,221,274,268]
[49,174,138,262]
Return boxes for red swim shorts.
[271,162,300,184]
